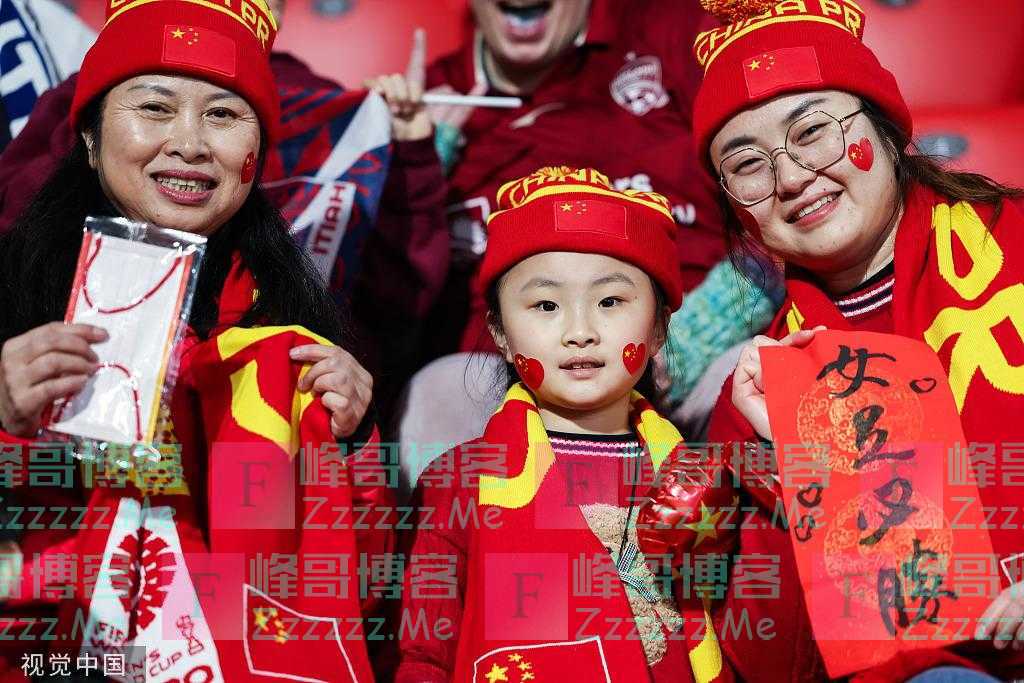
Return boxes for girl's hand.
[976,581,1024,650]
[731,326,825,440]
[0,322,107,436]
[290,345,373,439]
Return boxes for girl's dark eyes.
[141,102,170,113]
[208,108,238,120]
[599,297,624,307]
[533,301,558,312]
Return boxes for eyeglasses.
[718,108,865,206]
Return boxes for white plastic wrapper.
[45,217,206,448]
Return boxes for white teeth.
[157,177,211,193]
[795,194,836,220]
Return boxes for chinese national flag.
[742,46,822,98]
[473,638,610,682]
[162,24,237,77]
[553,199,627,238]
[244,586,358,682]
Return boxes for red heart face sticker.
[241,152,257,184]
[622,342,647,375]
[513,354,545,390]
[847,137,874,172]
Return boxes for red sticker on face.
[241,152,257,184]
[514,354,545,390]
[847,138,873,172]
[622,342,647,375]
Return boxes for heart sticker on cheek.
[847,138,874,172]
[622,342,647,375]
[513,354,545,390]
[241,152,257,184]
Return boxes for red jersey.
[382,0,724,356]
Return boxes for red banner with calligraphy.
[761,330,995,677]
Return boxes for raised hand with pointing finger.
[364,28,486,147]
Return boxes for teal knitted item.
[662,255,785,405]
[433,121,463,175]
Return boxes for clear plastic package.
[44,217,206,451]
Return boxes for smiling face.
[710,90,901,290]
[472,0,590,72]
[490,251,665,434]
[85,74,261,236]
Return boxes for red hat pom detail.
[700,0,778,24]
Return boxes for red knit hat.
[692,0,912,165]
[71,0,280,141]
[478,167,684,309]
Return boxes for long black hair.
[0,96,351,347]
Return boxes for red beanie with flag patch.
[71,0,280,141]
[478,166,684,309]
[692,0,912,164]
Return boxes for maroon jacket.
[376,0,725,361]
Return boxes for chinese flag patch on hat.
[162,25,237,77]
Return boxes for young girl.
[395,166,734,682]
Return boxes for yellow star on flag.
[522,674,535,682]
[507,654,523,663]
[748,59,761,70]
[684,502,725,548]
[518,661,532,671]
[484,663,509,683]
[560,202,573,212]
[171,28,185,39]
[253,608,270,630]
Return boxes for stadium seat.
[913,105,1024,186]
[863,0,1024,109]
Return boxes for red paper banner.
[761,331,996,677]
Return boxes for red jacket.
[394,384,735,683]
[377,0,725,359]
[706,185,1024,682]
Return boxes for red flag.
[162,24,237,77]
[761,330,996,677]
[473,638,610,682]
[553,199,627,237]
[742,46,822,99]
[243,585,358,682]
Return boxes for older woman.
[0,1,383,680]
[678,0,1023,681]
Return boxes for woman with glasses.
[644,0,1024,680]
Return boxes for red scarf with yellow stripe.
[759,183,1024,680]
[10,259,384,682]
[770,183,1024,563]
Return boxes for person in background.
[0,0,95,151]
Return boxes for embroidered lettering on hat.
[742,45,822,98]
[554,199,627,238]
[162,24,237,77]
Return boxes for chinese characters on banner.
[761,331,995,677]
